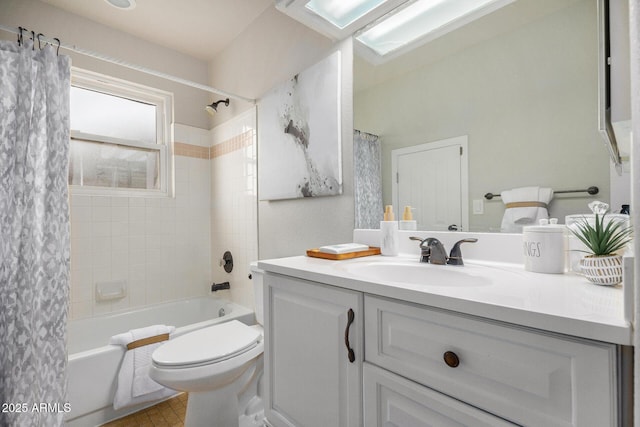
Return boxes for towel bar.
[484,186,599,200]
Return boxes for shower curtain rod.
[0,24,256,104]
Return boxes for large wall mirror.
[353,0,613,233]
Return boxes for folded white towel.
[110,324,176,410]
[500,186,553,233]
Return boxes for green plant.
[569,214,633,256]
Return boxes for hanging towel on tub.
[500,186,553,233]
[110,324,176,410]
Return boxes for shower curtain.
[0,40,71,427]
[354,130,383,229]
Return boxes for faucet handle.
[447,238,478,266]
[409,236,430,263]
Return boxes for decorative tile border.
[174,129,255,159]
[174,142,210,159]
[211,130,255,159]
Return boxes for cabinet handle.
[443,351,460,368]
[345,308,355,363]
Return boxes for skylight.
[356,0,515,56]
[305,0,388,29]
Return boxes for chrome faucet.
[409,237,478,266]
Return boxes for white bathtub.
[64,297,254,427]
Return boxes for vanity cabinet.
[262,268,623,427]
[364,295,619,427]
[263,273,363,427]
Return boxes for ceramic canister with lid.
[522,223,567,274]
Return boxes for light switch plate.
[473,199,484,215]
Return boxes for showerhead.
[205,98,230,115]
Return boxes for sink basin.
[341,260,493,287]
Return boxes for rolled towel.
[110,324,177,410]
[500,186,553,233]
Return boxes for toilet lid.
[152,320,261,368]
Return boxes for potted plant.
[569,212,632,286]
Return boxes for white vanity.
[258,232,632,427]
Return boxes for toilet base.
[184,355,264,427]
[186,386,241,427]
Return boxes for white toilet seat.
[152,320,261,369]
[149,323,264,394]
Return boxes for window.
[355,0,515,58]
[69,68,174,196]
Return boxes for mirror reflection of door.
[392,136,469,231]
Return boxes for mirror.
[353,0,611,232]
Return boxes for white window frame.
[70,68,174,197]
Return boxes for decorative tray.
[306,247,381,260]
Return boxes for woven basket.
[579,254,623,286]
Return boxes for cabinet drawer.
[364,363,516,427]
[364,295,618,427]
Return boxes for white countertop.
[258,254,632,345]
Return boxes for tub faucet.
[211,282,230,292]
[409,237,478,266]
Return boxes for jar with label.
[522,223,567,274]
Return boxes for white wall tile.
[111,197,129,207]
[111,221,129,237]
[71,195,91,207]
[111,206,128,222]
[129,197,145,207]
[91,236,111,254]
[91,196,111,207]
[92,222,111,238]
[129,206,145,222]
[68,124,213,320]
[71,302,93,319]
[210,108,258,312]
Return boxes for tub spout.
[211,282,231,292]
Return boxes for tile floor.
[101,393,187,427]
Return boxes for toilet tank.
[250,262,264,325]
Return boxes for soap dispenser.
[399,206,417,231]
[380,205,399,256]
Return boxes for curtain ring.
[37,33,44,50]
[17,26,26,46]
[54,38,60,56]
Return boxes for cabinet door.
[364,363,517,427]
[264,273,363,427]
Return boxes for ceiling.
[39,0,274,62]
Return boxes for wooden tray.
[306,246,381,260]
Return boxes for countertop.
[258,254,631,345]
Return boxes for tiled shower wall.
[210,108,258,312]
[69,124,212,319]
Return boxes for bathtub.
[64,297,254,427]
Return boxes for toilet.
[149,264,265,427]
